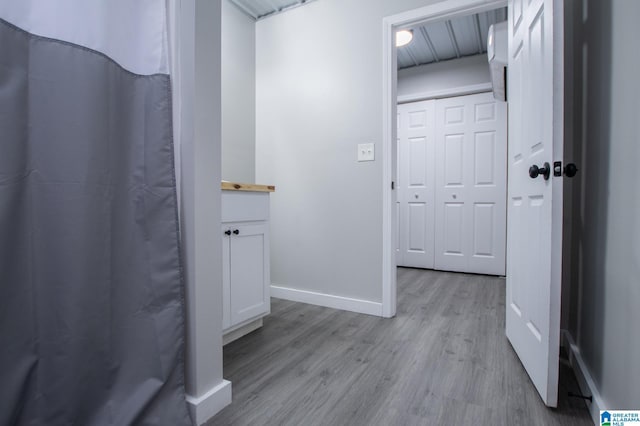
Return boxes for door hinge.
[391,181,395,190]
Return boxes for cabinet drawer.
[222,191,270,222]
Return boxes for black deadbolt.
[529,162,551,180]
[564,163,579,177]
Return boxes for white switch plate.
[357,143,375,162]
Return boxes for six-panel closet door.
[434,92,507,275]
[397,92,507,276]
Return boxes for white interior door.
[434,92,507,276]
[397,100,436,269]
[506,0,563,406]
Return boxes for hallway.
[211,268,592,425]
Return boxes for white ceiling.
[229,0,318,20]
[398,8,507,70]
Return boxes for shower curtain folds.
[0,1,191,425]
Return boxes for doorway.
[381,0,508,317]
[381,0,566,409]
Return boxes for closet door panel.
[397,100,436,269]
[435,92,507,275]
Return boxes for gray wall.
[567,0,640,411]
[397,54,491,101]
[255,0,443,303]
[222,0,256,183]
[172,0,229,421]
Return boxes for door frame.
[381,0,508,317]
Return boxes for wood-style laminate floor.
[209,268,592,426]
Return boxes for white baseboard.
[186,380,232,425]
[271,285,383,317]
[563,330,606,426]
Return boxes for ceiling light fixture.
[396,30,413,47]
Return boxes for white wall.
[256,0,443,305]
[397,54,491,102]
[566,0,640,417]
[221,0,256,183]
[173,0,230,423]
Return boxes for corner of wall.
[176,0,229,421]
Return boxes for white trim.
[271,285,383,317]
[381,14,397,319]
[381,0,507,321]
[397,82,493,104]
[186,380,232,426]
[563,331,606,425]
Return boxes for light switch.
[357,143,375,162]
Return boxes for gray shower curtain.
[0,13,192,426]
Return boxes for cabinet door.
[229,223,270,326]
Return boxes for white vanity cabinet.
[221,183,274,343]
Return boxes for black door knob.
[233,229,240,235]
[529,162,551,180]
[224,230,231,236]
[564,163,579,177]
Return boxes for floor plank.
[209,268,592,426]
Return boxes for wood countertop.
[221,181,275,193]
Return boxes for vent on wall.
[397,8,507,70]
[229,0,318,20]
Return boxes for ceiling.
[229,0,318,20]
[398,8,507,70]
[227,1,506,70]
